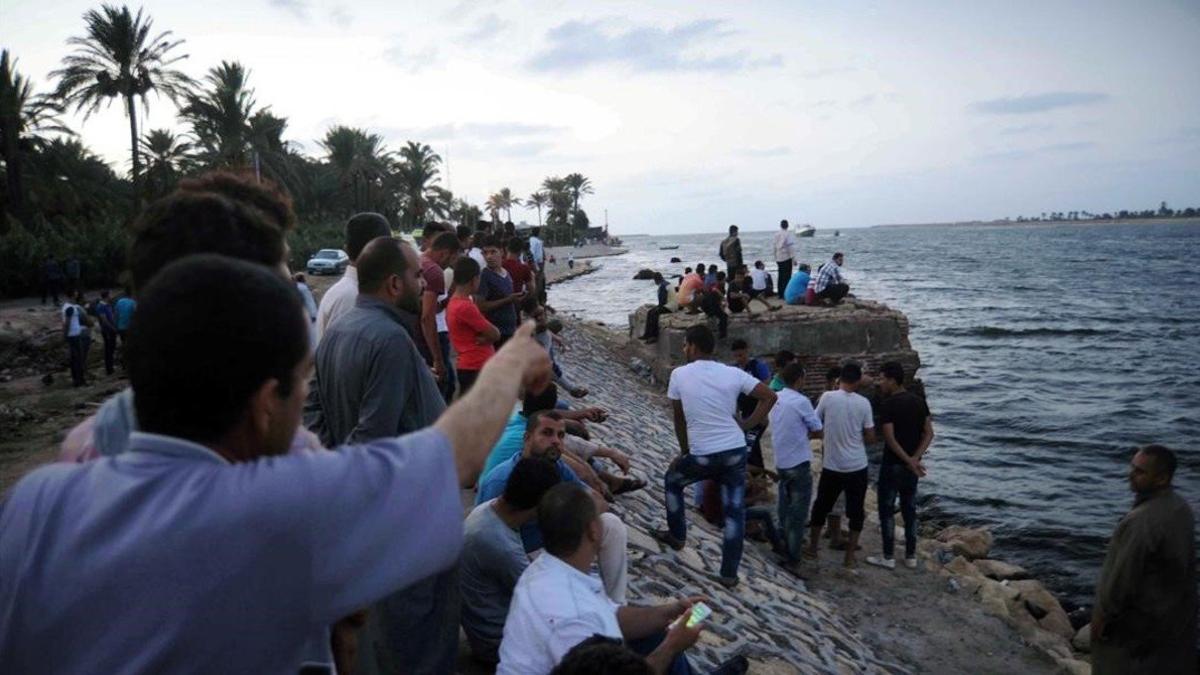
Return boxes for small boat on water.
[797,224,816,237]
[659,244,680,250]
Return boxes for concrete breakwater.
[553,295,1094,672]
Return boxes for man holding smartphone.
[475,234,524,349]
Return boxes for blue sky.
[5,0,1199,233]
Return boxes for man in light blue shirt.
[0,255,553,674]
[767,363,824,570]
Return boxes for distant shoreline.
[872,216,1200,229]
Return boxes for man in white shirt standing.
[654,325,777,588]
[61,291,90,387]
[772,220,798,296]
[768,363,823,571]
[315,212,392,342]
[498,483,709,675]
[805,362,876,569]
[528,226,546,304]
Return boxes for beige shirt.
[315,266,357,342]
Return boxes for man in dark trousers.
[1091,445,1196,675]
[305,236,459,675]
[719,225,743,278]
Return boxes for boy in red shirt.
[501,237,536,296]
[447,257,500,395]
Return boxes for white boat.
[797,224,816,237]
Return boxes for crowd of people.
[1,171,1194,674]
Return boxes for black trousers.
[776,259,792,298]
[699,292,728,338]
[809,467,869,532]
[642,306,671,339]
[457,369,480,397]
[101,329,117,375]
[816,283,849,303]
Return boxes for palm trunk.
[536,206,542,227]
[126,93,141,199]
[1,126,23,229]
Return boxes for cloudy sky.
[6,0,1199,233]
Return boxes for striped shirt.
[814,260,844,293]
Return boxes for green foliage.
[0,215,129,297]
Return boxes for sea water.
[550,220,1200,611]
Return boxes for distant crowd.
[0,171,1193,675]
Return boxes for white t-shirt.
[315,266,358,342]
[61,303,83,337]
[749,268,769,291]
[667,360,760,455]
[815,389,874,472]
[469,248,486,268]
[768,388,823,470]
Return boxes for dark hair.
[880,361,905,385]
[684,325,715,354]
[780,219,789,228]
[456,224,474,242]
[520,295,541,316]
[652,272,664,284]
[729,224,738,234]
[730,338,749,351]
[421,222,448,243]
[551,637,653,675]
[825,366,841,382]
[775,350,795,367]
[833,251,845,260]
[696,263,705,273]
[100,289,110,299]
[538,482,598,557]
[1138,444,1177,480]
[524,407,564,435]
[506,237,524,253]
[293,273,306,284]
[128,190,286,291]
[430,231,461,253]
[755,260,764,268]
[345,213,392,262]
[716,271,726,281]
[798,263,811,273]
[531,226,541,237]
[477,234,501,250]
[684,267,692,275]
[523,384,560,417]
[502,458,563,511]
[356,237,410,294]
[503,221,516,235]
[476,221,492,234]
[840,361,863,384]
[128,255,308,445]
[453,256,481,286]
[547,318,563,333]
[780,362,806,387]
[178,170,295,231]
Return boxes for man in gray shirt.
[304,235,456,675]
[461,457,562,664]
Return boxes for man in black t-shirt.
[866,361,934,570]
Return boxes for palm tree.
[541,176,573,242]
[563,172,593,237]
[526,191,548,227]
[139,128,192,197]
[319,125,391,212]
[485,193,503,224]
[51,4,194,191]
[1,49,70,224]
[396,141,442,228]
[182,61,256,168]
[247,110,296,188]
[493,187,520,222]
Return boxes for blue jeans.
[665,447,747,579]
[776,462,813,563]
[878,463,919,558]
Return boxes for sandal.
[611,477,646,495]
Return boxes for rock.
[944,555,985,579]
[632,269,657,280]
[978,578,1020,607]
[626,527,661,553]
[1072,623,1091,653]
[1055,658,1092,675]
[936,525,994,560]
[973,559,1030,581]
[1024,626,1074,660]
[980,593,1010,619]
[669,257,682,263]
[1011,580,1074,641]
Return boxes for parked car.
[306,249,349,275]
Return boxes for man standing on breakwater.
[655,325,777,588]
[719,225,743,278]
[769,363,823,572]
[1091,445,1196,674]
[773,220,797,294]
[805,362,876,569]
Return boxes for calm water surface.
[552,221,1200,611]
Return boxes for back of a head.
[453,256,480,286]
[531,226,541,237]
[880,361,905,386]
[652,272,664,284]
[775,349,796,367]
[799,263,811,273]
[730,338,749,352]
[430,231,461,254]
[696,263,705,274]
[538,482,597,557]
[506,237,524,254]
[345,213,392,262]
[128,255,308,445]
[523,383,559,415]
[550,637,654,675]
[356,236,408,294]
[684,325,715,355]
[422,222,448,243]
[178,170,296,232]
[129,190,286,292]
[780,362,806,387]
[1139,444,1177,481]
[502,457,563,511]
[840,361,863,385]
[780,219,789,229]
[456,224,473,242]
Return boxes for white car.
[306,249,349,275]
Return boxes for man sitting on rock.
[461,457,562,665]
[1091,444,1196,674]
[805,362,876,569]
[476,410,630,603]
[499,483,730,675]
[654,325,776,588]
[814,253,850,305]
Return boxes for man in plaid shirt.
[815,252,850,304]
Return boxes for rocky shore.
[550,303,1096,673]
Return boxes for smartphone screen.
[686,602,712,628]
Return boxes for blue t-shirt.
[479,268,517,337]
[784,271,811,304]
[476,454,581,552]
[114,297,137,330]
[481,412,528,476]
[94,302,116,332]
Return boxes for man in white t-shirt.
[805,361,877,568]
[654,325,777,587]
[315,212,391,342]
[768,362,823,569]
[61,293,91,387]
[773,219,798,295]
